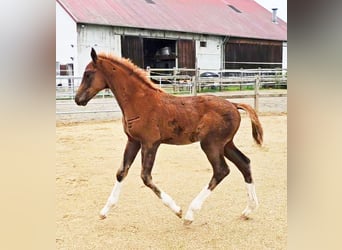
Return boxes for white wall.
[75,25,225,75]
[195,38,222,70]
[56,2,77,69]
[282,41,287,69]
[77,24,122,76]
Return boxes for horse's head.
[75,48,108,106]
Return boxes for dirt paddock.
[56,114,287,249]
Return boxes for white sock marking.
[161,191,181,214]
[242,183,259,217]
[100,180,122,218]
[184,185,212,222]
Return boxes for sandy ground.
[56,114,287,249]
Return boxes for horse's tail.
[233,103,263,146]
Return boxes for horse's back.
[157,94,241,145]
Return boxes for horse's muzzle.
[75,95,88,106]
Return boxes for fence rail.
[56,67,287,118]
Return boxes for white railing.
[146,67,287,95]
[56,68,287,116]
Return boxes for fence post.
[173,67,178,92]
[240,68,243,90]
[219,68,222,91]
[254,74,260,113]
[193,67,199,96]
[193,59,198,96]
[71,77,75,100]
[146,66,150,78]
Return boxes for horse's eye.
[84,71,93,80]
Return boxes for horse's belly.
[161,130,200,145]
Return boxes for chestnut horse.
[75,48,263,225]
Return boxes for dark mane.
[98,53,164,92]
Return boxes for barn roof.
[57,0,287,41]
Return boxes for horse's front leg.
[141,143,182,218]
[99,137,141,219]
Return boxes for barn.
[56,0,287,77]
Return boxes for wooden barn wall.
[177,40,196,70]
[225,38,283,69]
[121,36,144,68]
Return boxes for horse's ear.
[91,48,97,64]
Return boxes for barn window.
[200,41,207,47]
[228,5,241,13]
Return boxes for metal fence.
[146,67,287,95]
[56,68,287,120]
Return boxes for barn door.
[121,36,144,68]
[177,39,196,70]
[225,38,282,69]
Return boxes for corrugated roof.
[57,0,287,41]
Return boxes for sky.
[255,0,287,22]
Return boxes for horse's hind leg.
[99,137,141,219]
[224,142,259,219]
[184,140,230,225]
[140,143,182,218]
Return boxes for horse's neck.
[107,70,158,117]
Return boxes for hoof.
[240,214,250,220]
[99,214,107,220]
[183,219,193,226]
[176,209,182,219]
